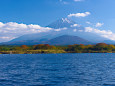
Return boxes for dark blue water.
[0,53,114,86]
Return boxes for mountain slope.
[5,18,109,44]
[1,35,92,45]
[103,40,115,44]
[45,35,92,45]
[10,18,84,42]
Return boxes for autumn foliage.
[0,43,115,53]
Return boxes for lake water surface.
[0,53,114,86]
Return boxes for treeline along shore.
[0,43,115,54]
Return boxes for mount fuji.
[47,18,76,29]
[1,18,110,45]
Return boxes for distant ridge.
[1,35,92,45]
[45,35,92,45]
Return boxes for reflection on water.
[0,53,114,86]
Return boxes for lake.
[0,53,114,86]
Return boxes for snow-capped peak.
[46,18,76,29]
[61,18,71,23]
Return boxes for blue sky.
[0,0,115,42]
[0,0,115,27]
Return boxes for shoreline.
[0,50,113,54]
[0,43,115,54]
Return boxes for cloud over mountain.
[0,18,115,43]
[0,22,52,42]
[95,22,104,27]
[85,27,115,40]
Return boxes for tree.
[21,45,29,50]
[95,43,108,51]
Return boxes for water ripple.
[0,53,114,86]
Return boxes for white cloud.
[86,21,91,25]
[95,22,104,27]
[54,27,67,31]
[62,27,67,30]
[54,29,61,31]
[74,0,84,2]
[85,27,115,40]
[78,30,83,32]
[0,36,16,41]
[85,27,93,32]
[71,24,80,27]
[0,22,52,42]
[73,29,77,32]
[0,22,5,27]
[68,12,90,17]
